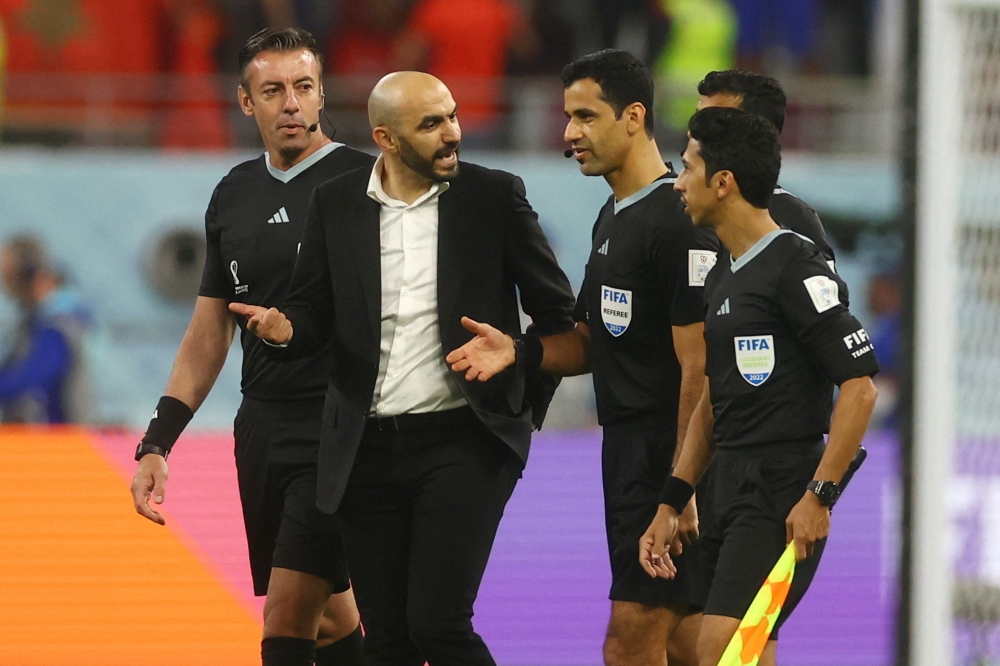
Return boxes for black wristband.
[135,443,170,461]
[659,476,695,514]
[515,335,544,374]
[134,396,194,461]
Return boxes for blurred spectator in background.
[160,0,229,149]
[867,269,901,428]
[219,0,339,74]
[730,0,818,74]
[0,0,165,143]
[329,0,410,79]
[0,235,93,424]
[594,0,670,65]
[394,0,540,146]
[505,0,574,76]
[0,0,230,147]
[653,0,736,134]
[816,0,875,76]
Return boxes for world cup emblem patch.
[601,286,632,337]
[734,335,775,386]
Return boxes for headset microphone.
[564,149,574,158]
[306,93,327,135]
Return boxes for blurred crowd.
[0,0,881,148]
[0,235,94,425]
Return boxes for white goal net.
[918,2,1000,665]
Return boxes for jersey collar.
[613,174,676,215]
[730,228,816,272]
[265,142,344,183]
[730,229,792,273]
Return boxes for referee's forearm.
[539,323,590,376]
[673,383,715,486]
[673,370,706,466]
[814,376,878,482]
[163,298,234,412]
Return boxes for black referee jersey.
[575,171,721,425]
[703,229,879,449]
[199,143,374,401]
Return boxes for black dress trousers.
[336,413,522,666]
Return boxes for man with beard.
[231,71,576,665]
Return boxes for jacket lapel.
[353,193,383,342]
[436,186,465,331]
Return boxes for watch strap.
[807,479,840,507]
[135,442,169,461]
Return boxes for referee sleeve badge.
[689,250,718,286]
[803,275,839,313]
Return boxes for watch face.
[811,481,839,506]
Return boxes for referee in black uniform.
[694,70,836,268]
[665,68,845,656]
[448,50,718,666]
[129,28,371,666]
[642,107,878,666]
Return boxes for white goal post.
[916,1,1000,665]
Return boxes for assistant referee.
[129,28,371,666]
[641,107,879,666]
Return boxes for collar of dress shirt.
[366,154,450,209]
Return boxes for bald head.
[368,71,452,130]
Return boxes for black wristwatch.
[135,442,170,461]
[806,480,840,507]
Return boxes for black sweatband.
[516,335,544,374]
[134,396,194,461]
[659,476,695,514]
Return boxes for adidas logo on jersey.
[268,207,290,224]
[597,239,610,255]
[716,298,730,316]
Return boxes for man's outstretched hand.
[228,303,292,345]
[446,317,515,382]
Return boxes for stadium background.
[0,1,984,664]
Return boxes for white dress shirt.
[366,156,468,416]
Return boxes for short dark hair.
[697,70,787,134]
[238,27,323,90]
[561,49,655,135]
[2,234,47,283]
[688,107,780,209]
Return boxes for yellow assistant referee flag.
[717,541,797,666]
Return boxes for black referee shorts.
[602,413,704,608]
[697,439,827,639]
[234,397,350,597]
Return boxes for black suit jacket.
[275,161,576,513]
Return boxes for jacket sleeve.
[503,175,576,336]
[501,175,576,427]
[269,188,335,361]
